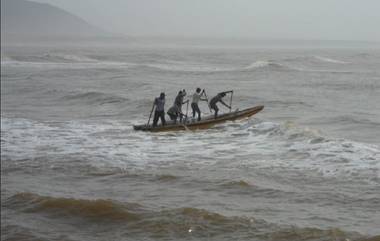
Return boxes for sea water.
[1,39,380,241]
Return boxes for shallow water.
[1,41,380,241]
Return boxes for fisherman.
[153,92,166,127]
[191,88,207,121]
[174,89,187,122]
[167,104,181,123]
[209,92,231,118]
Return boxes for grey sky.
[33,0,380,41]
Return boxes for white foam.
[314,56,349,64]
[144,60,234,72]
[0,52,138,69]
[2,118,379,182]
[244,60,271,69]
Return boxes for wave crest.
[7,192,142,221]
[6,192,366,240]
[61,91,129,105]
[246,120,380,180]
[314,56,349,64]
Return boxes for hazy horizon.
[28,0,380,42]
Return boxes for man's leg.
[153,111,159,127]
[160,111,166,125]
[191,103,196,118]
[195,104,201,121]
[212,105,219,118]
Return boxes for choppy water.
[1,40,380,241]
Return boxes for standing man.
[174,89,187,122]
[153,92,166,127]
[191,88,207,121]
[209,92,230,118]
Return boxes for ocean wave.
[265,100,314,108]
[5,192,365,240]
[314,55,350,64]
[6,192,142,221]
[221,180,253,188]
[273,55,356,73]
[40,53,98,63]
[133,59,295,73]
[13,53,98,63]
[282,55,349,64]
[2,116,379,182]
[60,91,129,105]
[142,62,231,72]
[1,53,133,69]
[246,120,380,180]
[329,115,380,127]
[155,174,180,182]
[2,54,304,73]
[243,60,290,71]
[2,224,69,241]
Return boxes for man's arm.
[200,90,208,101]
[220,99,230,108]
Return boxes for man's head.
[178,90,182,95]
[196,88,201,93]
[220,92,226,97]
[160,92,165,99]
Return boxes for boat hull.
[133,105,264,132]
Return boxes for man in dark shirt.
[153,92,166,127]
[209,92,230,118]
[174,89,187,122]
[167,105,180,123]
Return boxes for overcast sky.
[33,0,380,41]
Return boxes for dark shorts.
[167,113,177,120]
[210,103,218,112]
[191,103,200,113]
[153,110,166,126]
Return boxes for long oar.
[147,100,155,126]
[202,90,212,113]
[181,123,190,131]
[229,90,233,113]
[185,100,189,122]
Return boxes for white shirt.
[192,92,202,104]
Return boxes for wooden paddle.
[147,100,155,126]
[202,89,213,113]
[229,90,233,113]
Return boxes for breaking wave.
[3,53,351,73]
[1,53,133,69]
[2,117,379,182]
[314,55,350,64]
[243,60,289,70]
[139,60,295,73]
[245,120,380,180]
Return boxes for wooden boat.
[133,105,264,132]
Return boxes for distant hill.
[1,0,107,40]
